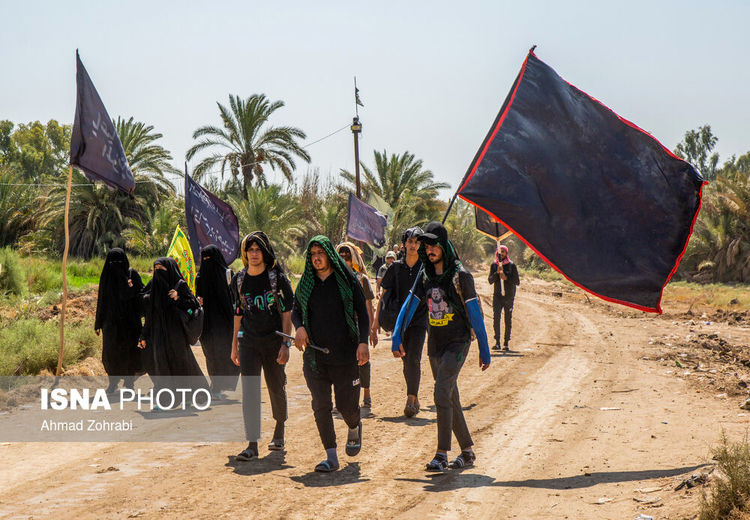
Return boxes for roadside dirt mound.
[37,291,98,323]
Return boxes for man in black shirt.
[292,235,370,472]
[230,232,294,461]
[373,226,426,417]
[392,222,491,472]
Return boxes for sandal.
[425,456,449,472]
[345,421,362,456]
[314,460,339,472]
[236,446,258,461]
[267,439,285,451]
[404,400,420,417]
[449,451,476,469]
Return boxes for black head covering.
[418,221,461,284]
[401,226,424,244]
[241,231,279,270]
[196,245,233,323]
[95,248,131,328]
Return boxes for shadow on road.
[225,450,294,476]
[395,463,711,492]
[290,462,370,487]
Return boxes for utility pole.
[352,76,363,199]
[351,116,362,199]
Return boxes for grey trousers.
[429,341,473,452]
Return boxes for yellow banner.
[166,225,196,294]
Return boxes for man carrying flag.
[392,222,491,471]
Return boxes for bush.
[0,247,25,295]
[0,318,100,376]
[285,253,306,276]
[700,431,750,519]
[24,260,62,293]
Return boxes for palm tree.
[0,165,36,247]
[186,94,311,195]
[230,184,307,259]
[445,199,494,268]
[340,150,449,220]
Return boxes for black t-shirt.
[413,266,476,355]
[381,259,427,329]
[232,268,294,339]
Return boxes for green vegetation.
[0,317,99,376]
[700,432,750,520]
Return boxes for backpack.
[378,263,401,333]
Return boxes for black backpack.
[378,263,401,332]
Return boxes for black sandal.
[314,459,339,472]
[345,421,362,456]
[426,456,449,472]
[267,439,285,451]
[236,446,258,461]
[449,451,476,469]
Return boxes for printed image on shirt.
[428,287,454,326]
[243,290,285,313]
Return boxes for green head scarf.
[296,235,359,342]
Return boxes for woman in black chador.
[138,257,207,389]
[94,248,144,393]
[196,245,239,397]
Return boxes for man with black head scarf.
[138,258,206,393]
[95,248,144,393]
[230,232,294,461]
[373,226,426,417]
[392,222,491,472]
[292,235,370,472]
[196,245,239,398]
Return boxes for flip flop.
[345,421,362,456]
[267,439,285,451]
[314,460,339,472]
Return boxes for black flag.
[69,51,134,193]
[184,167,240,266]
[346,193,387,247]
[457,50,705,313]
[475,206,510,240]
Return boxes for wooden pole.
[57,164,73,376]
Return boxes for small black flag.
[355,87,364,107]
[184,166,240,266]
[69,51,134,193]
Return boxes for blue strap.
[391,292,420,352]
[465,298,491,365]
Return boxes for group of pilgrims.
[94,221,522,473]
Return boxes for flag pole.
[57,164,73,375]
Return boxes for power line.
[0,122,352,187]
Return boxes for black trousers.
[430,342,472,452]
[303,353,360,450]
[239,336,288,441]
[402,326,426,397]
[492,294,514,345]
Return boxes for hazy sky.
[2,1,748,196]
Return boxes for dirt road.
[2,277,749,519]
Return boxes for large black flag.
[69,51,134,193]
[184,168,239,266]
[458,50,705,313]
[346,193,387,247]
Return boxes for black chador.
[94,248,144,391]
[139,257,206,384]
[196,245,239,394]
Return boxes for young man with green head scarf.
[292,235,370,472]
[392,221,491,472]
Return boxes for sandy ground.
[1,276,749,520]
